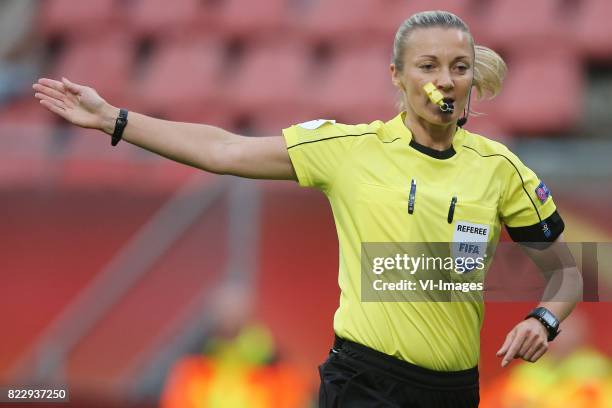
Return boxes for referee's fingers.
[38,78,65,92]
[62,77,82,94]
[528,343,549,362]
[517,330,537,357]
[32,83,67,102]
[501,333,524,367]
[496,329,516,356]
[39,99,68,119]
[523,339,547,362]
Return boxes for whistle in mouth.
[423,82,454,114]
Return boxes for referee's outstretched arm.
[32,77,297,181]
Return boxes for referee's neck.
[404,115,456,152]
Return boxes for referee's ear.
[390,64,402,88]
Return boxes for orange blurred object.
[161,357,311,408]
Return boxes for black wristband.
[111,108,128,146]
[525,307,560,342]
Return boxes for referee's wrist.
[100,104,121,135]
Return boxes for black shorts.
[318,335,480,408]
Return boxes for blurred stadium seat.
[301,0,474,47]
[134,39,233,126]
[65,127,134,161]
[464,112,511,144]
[310,48,397,123]
[37,0,123,40]
[300,0,375,46]
[496,50,584,135]
[0,97,58,126]
[49,35,134,106]
[483,0,572,54]
[129,0,215,43]
[574,0,612,62]
[225,42,316,134]
[370,0,475,41]
[217,0,298,41]
[468,92,506,135]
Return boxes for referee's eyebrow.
[417,55,471,61]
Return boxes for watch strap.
[111,108,128,146]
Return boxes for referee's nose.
[435,69,454,92]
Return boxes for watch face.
[542,312,557,327]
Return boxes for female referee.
[33,10,582,408]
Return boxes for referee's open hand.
[33,77,108,130]
[496,318,549,367]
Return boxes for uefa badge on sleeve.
[535,181,551,204]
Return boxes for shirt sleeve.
[499,150,565,244]
[282,120,363,192]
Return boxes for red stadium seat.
[310,48,397,124]
[369,0,476,41]
[66,127,134,161]
[0,120,53,158]
[224,43,316,134]
[301,0,383,46]
[38,0,122,40]
[129,0,215,43]
[463,111,511,144]
[49,35,134,107]
[135,40,233,127]
[482,0,572,54]
[301,0,474,47]
[574,0,612,62]
[0,97,57,126]
[494,50,583,135]
[217,0,298,40]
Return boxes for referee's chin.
[410,106,458,128]
[425,111,458,127]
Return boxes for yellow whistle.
[423,82,444,107]
[423,82,454,113]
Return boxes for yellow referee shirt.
[282,112,563,371]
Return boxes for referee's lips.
[427,96,455,107]
[438,97,455,114]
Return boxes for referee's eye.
[419,64,435,72]
[454,64,469,74]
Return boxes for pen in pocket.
[447,196,457,223]
[408,179,417,214]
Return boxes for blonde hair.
[473,45,507,99]
[392,10,507,108]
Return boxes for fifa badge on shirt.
[451,221,490,274]
[535,181,551,204]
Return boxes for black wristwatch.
[525,307,560,341]
[111,108,128,146]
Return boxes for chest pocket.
[451,202,498,272]
[454,202,497,227]
[452,202,498,242]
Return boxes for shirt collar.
[384,111,467,158]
